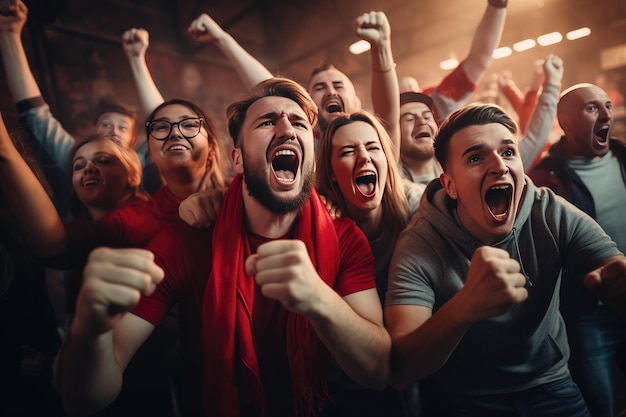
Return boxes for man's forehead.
[562,86,610,107]
[246,96,308,120]
[451,123,517,148]
[576,88,610,103]
[309,69,350,86]
[97,112,133,124]
[401,102,432,113]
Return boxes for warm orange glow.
[440,58,459,70]
[566,27,591,40]
[513,39,536,52]
[537,32,563,46]
[493,46,512,59]
[349,40,371,55]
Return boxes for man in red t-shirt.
[59,78,390,417]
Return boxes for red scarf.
[203,174,340,416]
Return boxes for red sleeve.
[332,217,376,296]
[500,83,525,113]
[132,224,212,326]
[47,200,155,270]
[433,63,477,101]
[65,199,156,248]
[425,63,477,122]
[518,89,540,134]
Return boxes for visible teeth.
[357,171,376,178]
[274,149,295,157]
[84,180,98,186]
[493,212,508,220]
[169,145,187,151]
[491,185,509,190]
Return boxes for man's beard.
[403,141,435,162]
[242,152,313,214]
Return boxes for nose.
[325,83,338,97]
[276,114,296,140]
[411,116,427,132]
[489,153,509,176]
[356,145,371,164]
[166,122,184,140]
[414,112,427,124]
[84,159,97,173]
[598,104,612,121]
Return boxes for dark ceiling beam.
[221,2,261,30]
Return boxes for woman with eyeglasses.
[0,98,228,417]
[0,98,227,268]
[144,99,227,199]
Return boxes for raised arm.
[498,70,525,112]
[188,13,273,89]
[354,11,400,159]
[60,247,161,416]
[121,27,164,118]
[428,1,507,122]
[519,54,563,171]
[0,1,75,175]
[0,112,66,256]
[461,0,507,84]
[0,1,40,101]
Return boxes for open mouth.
[485,184,512,221]
[272,149,299,184]
[413,131,432,140]
[83,179,100,188]
[167,144,189,152]
[355,171,377,197]
[595,126,610,143]
[325,100,343,114]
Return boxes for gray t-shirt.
[386,178,622,397]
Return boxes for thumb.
[245,254,259,276]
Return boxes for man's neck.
[402,156,439,179]
[241,186,298,239]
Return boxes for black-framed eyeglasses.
[145,117,204,140]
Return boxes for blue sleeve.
[17,98,74,176]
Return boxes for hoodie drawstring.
[512,227,533,287]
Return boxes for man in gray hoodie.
[384,102,626,417]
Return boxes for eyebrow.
[312,80,343,88]
[338,141,378,151]
[461,138,516,157]
[152,115,198,121]
[254,111,308,123]
[401,110,433,117]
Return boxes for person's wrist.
[488,0,508,8]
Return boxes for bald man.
[530,83,626,417]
